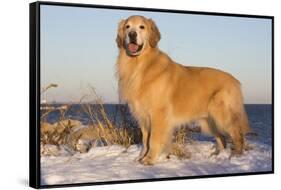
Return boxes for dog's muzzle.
[126,31,143,56]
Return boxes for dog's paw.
[230,150,243,158]
[139,156,155,166]
[135,155,144,162]
[140,159,154,166]
[244,143,253,151]
[209,149,221,158]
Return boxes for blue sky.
[40,5,272,104]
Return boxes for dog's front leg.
[140,112,171,165]
[137,118,150,161]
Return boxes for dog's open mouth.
[126,43,143,55]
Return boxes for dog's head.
[116,15,161,56]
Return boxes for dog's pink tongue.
[128,43,138,53]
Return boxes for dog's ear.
[148,18,161,48]
[116,19,126,48]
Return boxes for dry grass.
[170,125,192,159]
[41,119,81,146]
[79,87,141,149]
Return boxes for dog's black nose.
[128,31,137,40]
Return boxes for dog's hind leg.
[203,117,226,156]
[215,134,226,150]
[208,87,248,156]
[209,134,226,156]
[229,127,244,155]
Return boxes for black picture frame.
[29,1,274,189]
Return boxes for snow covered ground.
[41,141,272,185]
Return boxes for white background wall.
[0,0,279,189]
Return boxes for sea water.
[41,104,272,146]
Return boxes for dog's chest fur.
[117,53,147,103]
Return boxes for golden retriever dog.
[116,15,250,165]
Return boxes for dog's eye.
[126,25,130,29]
[140,25,145,29]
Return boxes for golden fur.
[116,15,250,165]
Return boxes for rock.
[76,139,92,153]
